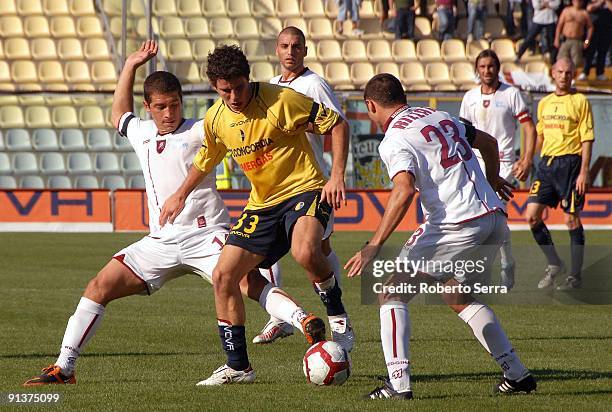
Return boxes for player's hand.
[344,244,382,278]
[321,174,346,210]
[575,170,589,195]
[125,40,158,69]
[553,38,560,49]
[512,159,532,182]
[490,175,515,201]
[159,191,186,226]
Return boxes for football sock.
[56,297,105,376]
[258,283,306,330]
[530,222,562,266]
[379,302,411,392]
[259,264,285,324]
[314,272,346,316]
[217,320,249,371]
[326,250,342,287]
[458,302,528,381]
[569,226,585,279]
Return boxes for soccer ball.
[303,341,351,386]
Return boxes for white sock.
[314,272,336,292]
[380,302,411,392]
[326,250,342,287]
[258,284,305,332]
[56,297,105,375]
[258,263,285,324]
[500,229,515,270]
[458,302,528,380]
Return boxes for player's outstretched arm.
[472,130,514,201]
[111,40,158,129]
[576,140,593,195]
[321,118,349,210]
[159,165,206,226]
[513,119,537,181]
[344,171,416,278]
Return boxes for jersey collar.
[278,67,309,85]
[383,105,410,132]
[480,81,501,96]
[158,118,186,137]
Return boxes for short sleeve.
[459,95,469,120]
[454,116,476,145]
[193,116,228,175]
[379,136,417,181]
[511,88,531,123]
[117,112,141,139]
[579,96,595,142]
[276,87,340,135]
[310,78,346,120]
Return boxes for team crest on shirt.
[295,202,304,211]
[156,140,166,153]
[483,100,490,108]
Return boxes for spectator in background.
[516,0,561,62]
[579,0,612,80]
[390,0,418,39]
[466,0,487,41]
[436,0,456,40]
[379,0,390,27]
[554,0,593,68]
[335,0,365,36]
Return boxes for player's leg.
[558,211,584,289]
[252,263,294,344]
[499,166,516,289]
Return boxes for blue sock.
[530,222,562,266]
[314,273,346,316]
[218,323,249,371]
[569,226,585,279]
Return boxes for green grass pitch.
[0,231,610,411]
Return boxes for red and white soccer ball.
[303,341,351,386]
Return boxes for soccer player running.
[23,41,318,386]
[345,74,536,399]
[160,45,351,384]
[526,58,594,290]
[460,49,537,289]
[251,26,354,349]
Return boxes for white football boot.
[252,318,294,344]
[196,364,255,386]
[329,314,355,352]
[537,263,565,289]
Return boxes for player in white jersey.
[459,49,537,289]
[23,41,326,387]
[345,74,536,399]
[251,26,354,350]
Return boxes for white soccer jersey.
[459,83,531,168]
[117,112,230,238]
[270,68,345,177]
[378,106,505,225]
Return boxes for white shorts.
[113,229,228,295]
[399,211,508,284]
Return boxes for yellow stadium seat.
[209,17,234,38]
[0,0,17,14]
[0,106,25,128]
[400,62,427,87]
[5,38,31,60]
[366,39,392,62]
[177,0,201,16]
[466,39,489,60]
[153,0,177,15]
[38,60,64,83]
[304,39,317,62]
[64,60,91,83]
[491,39,517,62]
[24,15,51,37]
[226,0,251,17]
[136,17,159,37]
[250,61,275,82]
[325,0,338,18]
[76,16,103,37]
[308,17,335,40]
[25,106,52,128]
[193,38,216,60]
[441,39,467,63]
[450,61,475,86]
[307,62,324,76]
[484,17,504,40]
[283,17,308,36]
[57,38,83,59]
[0,62,12,83]
[276,0,300,18]
[202,0,226,16]
[415,16,432,39]
[350,62,374,88]
[101,0,121,16]
[52,105,79,127]
[84,38,111,60]
[425,62,451,86]
[435,83,458,91]
[184,17,208,37]
[79,106,106,128]
[172,61,201,83]
[17,0,43,15]
[342,39,368,62]
[243,39,275,62]
[110,16,136,37]
[259,17,282,39]
[392,39,417,62]
[128,0,145,16]
[50,16,76,37]
[69,0,96,16]
[301,0,325,18]
[325,62,352,89]
[317,40,342,62]
[160,16,185,37]
[416,39,441,62]
[360,0,376,18]
[341,18,382,40]
[376,62,401,79]
[525,61,549,75]
[0,41,3,59]
[0,16,24,37]
[252,0,275,17]
[11,60,38,83]
[167,38,192,61]
[234,17,259,39]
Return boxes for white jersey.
[460,83,531,167]
[270,68,345,177]
[378,106,505,225]
[117,112,230,239]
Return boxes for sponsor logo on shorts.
[295,201,304,211]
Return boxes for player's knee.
[564,213,580,229]
[291,244,318,268]
[212,266,235,296]
[526,214,541,228]
[83,275,111,305]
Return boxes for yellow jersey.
[194,82,340,210]
[536,92,594,157]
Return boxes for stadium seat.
[324,0,338,17]
[308,18,335,40]
[79,106,106,128]
[39,152,66,175]
[32,128,59,151]
[152,0,176,15]
[0,106,25,128]
[136,17,160,38]
[25,106,52,128]
[0,0,18,15]
[20,175,45,188]
[74,174,99,188]
[6,129,31,151]
[283,17,308,36]
[400,62,428,87]
[5,38,31,60]
[38,60,64,84]
[450,61,476,87]
[18,95,45,105]
[415,16,432,39]
[50,16,76,37]
[24,16,51,37]
[392,39,417,62]
[301,0,325,18]
[11,60,38,84]
[441,39,467,63]
[84,38,111,60]
[491,39,517,62]
[128,174,145,189]
[416,39,442,62]
[209,17,234,38]
[234,17,259,39]
[193,38,216,61]
[425,62,452,86]
[243,39,274,62]
[170,61,201,83]
[466,39,489,60]
[66,153,93,175]
[304,39,317,62]
[69,0,96,15]
[64,61,91,83]
[227,0,251,17]
[339,18,381,40]
[177,0,201,15]
[484,17,504,39]
[121,152,141,174]
[18,0,44,15]
[110,16,136,37]
[12,152,38,175]
[501,61,523,74]
[376,62,401,79]
[44,0,71,15]
[47,175,72,189]
[307,62,324,76]
[0,16,24,37]
[57,38,84,60]
[350,62,375,88]
[59,128,85,149]
[325,62,352,88]
[259,17,282,39]
[76,16,103,37]
[252,0,275,17]
[94,152,120,175]
[31,38,57,59]
[185,17,209,37]
[366,39,392,62]
[114,131,132,151]
[276,0,300,18]
[127,0,145,16]
[202,0,227,16]
[525,61,549,75]
[167,39,192,61]
[317,40,342,62]
[250,62,274,82]
[0,153,10,175]
[160,16,185,38]
[101,175,126,190]
[0,175,17,189]
[342,40,368,62]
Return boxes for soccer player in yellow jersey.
[526,58,594,290]
[159,46,352,384]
